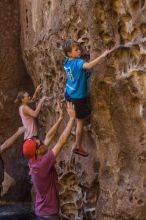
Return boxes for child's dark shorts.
[65,92,91,119]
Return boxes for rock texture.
[0,0,32,203]
[8,0,146,219]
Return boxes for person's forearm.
[31,86,41,102]
[0,129,24,153]
[85,54,106,69]
[31,91,38,102]
[84,47,116,70]
[52,117,75,156]
[44,117,63,146]
[31,85,42,102]
[34,100,43,117]
[59,118,74,145]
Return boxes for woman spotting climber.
[16,85,46,141]
[0,85,46,153]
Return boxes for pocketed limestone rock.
[14,0,146,219]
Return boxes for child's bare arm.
[83,46,118,70]
[0,127,25,153]
[23,96,46,118]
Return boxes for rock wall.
[0,0,33,203]
[20,0,146,219]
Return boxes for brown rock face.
[0,0,33,202]
[18,0,146,219]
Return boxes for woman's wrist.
[59,116,64,121]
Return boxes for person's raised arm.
[52,102,75,157]
[0,127,25,153]
[83,45,118,70]
[23,96,46,118]
[31,84,42,102]
[44,102,65,146]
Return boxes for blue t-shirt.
[64,58,87,99]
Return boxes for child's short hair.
[15,91,26,104]
[62,39,79,56]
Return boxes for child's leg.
[76,118,85,150]
[65,93,89,156]
[75,118,88,156]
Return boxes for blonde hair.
[15,91,27,104]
